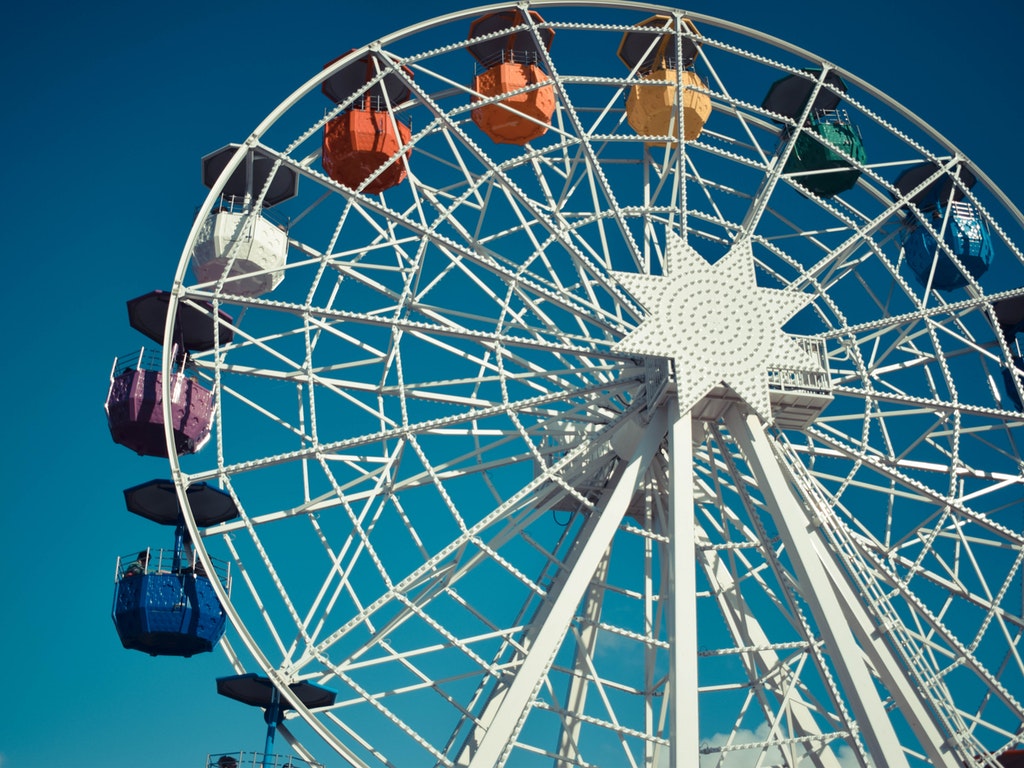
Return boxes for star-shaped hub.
[612,232,819,423]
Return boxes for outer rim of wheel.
[158,4,1024,765]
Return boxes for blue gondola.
[113,552,226,657]
[893,162,994,290]
[902,200,994,291]
[112,480,238,657]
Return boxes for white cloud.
[652,723,862,767]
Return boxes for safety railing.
[811,107,863,136]
[476,48,543,70]
[331,96,414,128]
[115,547,231,593]
[202,195,290,229]
[205,753,324,768]
[109,347,197,380]
[766,336,831,395]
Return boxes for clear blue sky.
[2,1,1022,766]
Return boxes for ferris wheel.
[121,2,1024,766]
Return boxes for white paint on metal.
[667,408,699,767]
[462,406,668,768]
[725,406,911,768]
[613,231,820,422]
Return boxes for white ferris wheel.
[139,2,1024,766]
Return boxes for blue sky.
[2,1,1023,767]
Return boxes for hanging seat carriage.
[761,68,866,198]
[112,479,238,657]
[190,144,297,298]
[205,674,336,768]
[618,15,711,143]
[105,290,232,457]
[893,161,994,291]
[321,50,413,194]
[466,7,556,145]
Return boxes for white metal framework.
[163,3,1024,766]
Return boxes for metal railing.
[115,547,231,592]
[205,753,323,768]
[638,55,685,75]
[110,347,163,378]
[948,199,981,221]
[109,347,196,380]
[810,108,863,138]
[331,96,414,126]
[476,48,543,71]
[765,336,831,395]
[902,199,989,239]
[203,195,290,229]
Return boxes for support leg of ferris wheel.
[459,405,669,768]
[670,406,849,768]
[694,518,847,768]
[723,405,959,768]
[554,548,610,768]
[772,438,966,767]
[667,403,851,768]
[690,407,963,767]
[668,405,700,768]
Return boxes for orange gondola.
[467,8,556,145]
[321,51,413,194]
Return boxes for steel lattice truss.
[160,3,1024,766]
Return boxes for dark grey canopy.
[217,674,337,711]
[762,69,847,121]
[201,144,299,207]
[617,15,699,72]
[466,9,554,66]
[321,50,413,107]
[123,479,240,527]
[127,289,234,352]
